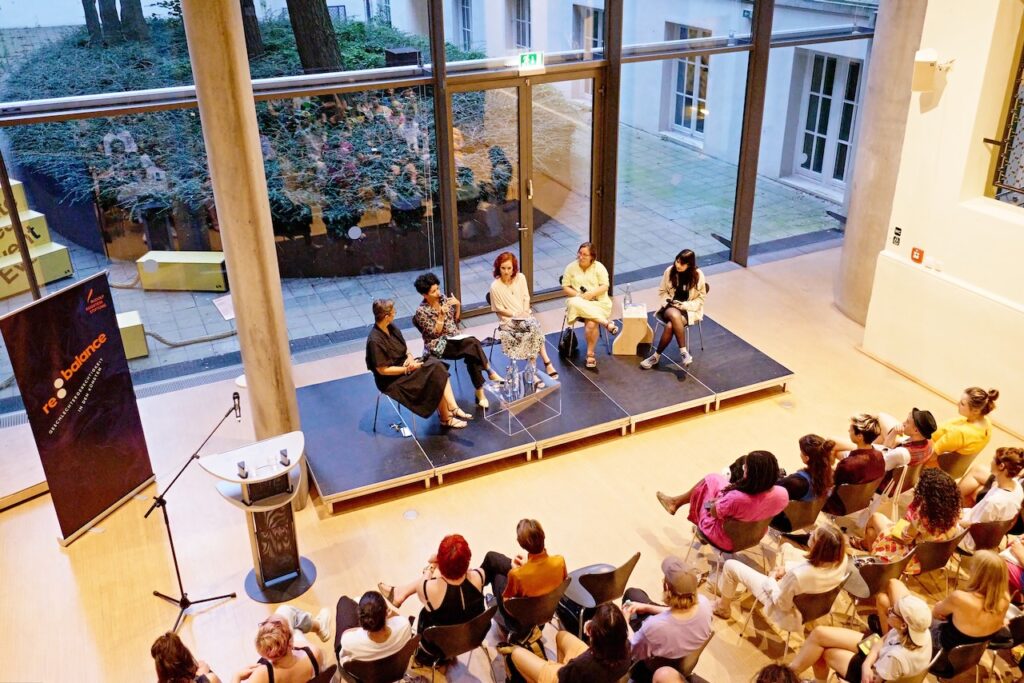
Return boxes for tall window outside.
[512,0,532,50]
[459,0,473,51]
[672,25,712,137]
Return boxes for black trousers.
[623,587,664,683]
[334,595,360,660]
[483,551,527,635]
[439,336,489,389]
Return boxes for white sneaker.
[681,350,693,366]
[314,607,331,642]
[640,353,660,369]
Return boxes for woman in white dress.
[488,252,558,379]
[562,242,617,369]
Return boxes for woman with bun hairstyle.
[927,386,998,466]
[772,434,836,531]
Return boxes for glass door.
[449,74,598,308]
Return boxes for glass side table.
[483,363,561,436]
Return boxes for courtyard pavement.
[0,124,840,406]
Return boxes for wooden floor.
[0,248,1019,683]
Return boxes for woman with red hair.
[489,251,558,379]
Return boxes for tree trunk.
[285,0,341,74]
[240,0,265,58]
[81,0,103,46]
[98,0,124,44]
[119,0,151,41]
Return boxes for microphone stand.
[145,398,239,632]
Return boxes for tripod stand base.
[244,556,317,603]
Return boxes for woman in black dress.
[365,299,471,428]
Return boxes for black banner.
[0,273,153,544]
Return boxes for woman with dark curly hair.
[655,450,789,551]
[857,468,962,574]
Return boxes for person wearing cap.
[620,556,713,682]
[713,526,848,630]
[958,447,1024,552]
[876,407,938,469]
[788,592,932,682]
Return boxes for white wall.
[862,0,1024,437]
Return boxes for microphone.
[233,392,241,421]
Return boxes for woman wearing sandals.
[562,242,618,369]
[489,251,559,380]
[641,249,706,369]
[365,299,473,429]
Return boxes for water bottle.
[505,362,516,400]
[624,283,633,307]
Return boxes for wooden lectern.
[199,431,316,603]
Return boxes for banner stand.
[58,475,154,547]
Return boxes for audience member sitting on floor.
[959,447,1024,552]
[640,248,707,370]
[621,555,713,682]
[501,602,632,683]
[656,450,789,551]
[412,272,504,409]
[334,590,413,665]
[960,445,1024,507]
[366,298,472,429]
[772,434,836,531]
[561,241,618,369]
[480,518,567,636]
[787,593,932,683]
[151,632,221,683]
[489,252,558,379]
[928,551,1009,653]
[232,613,325,683]
[714,526,848,629]
[854,468,962,573]
[926,386,999,467]
[822,414,885,515]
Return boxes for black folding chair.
[929,639,989,681]
[501,577,571,644]
[419,605,498,682]
[308,663,338,683]
[558,553,640,639]
[341,635,420,683]
[910,528,970,597]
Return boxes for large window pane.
[750,41,870,253]
[771,0,877,40]
[624,1,750,51]
[444,0,605,71]
[256,85,442,339]
[614,56,746,284]
[0,110,239,416]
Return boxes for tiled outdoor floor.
[0,124,840,402]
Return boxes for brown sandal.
[585,354,597,369]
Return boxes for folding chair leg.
[740,603,754,640]
[698,321,704,350]
[783,632,793,659]
[373,394,381,432]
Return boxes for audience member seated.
[151,632,221,683]
[489,252,558,379]
[822,414,885,515]
[232,613,325,683]
[366,298,472,429]
[656,450,789,551]
[753,664,801,683]
[640,249,707,370]
[377,534,485,662]
[411,272,503,409]
[621,555,713,682]
[501,602,632,683]
[1000,537,1024,603]
[926,386,999,467]
[271,604,331,644]
[772,434,836,531]
[960,445,1024,507]
[561,241,618,369]
[335,591,413,665]
[480,518,567,635]
[787,593,932,683]
[714,526,848,630]
[959,447,1024,552]
[927,551,1009,653]
[876,408,937,467]
[855,468,961,575]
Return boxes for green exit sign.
[518,51,545,71]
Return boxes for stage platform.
[300,316,793,508]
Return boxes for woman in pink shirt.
[656,451,789,550]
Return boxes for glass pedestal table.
[483,363,561,436]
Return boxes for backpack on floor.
[558,327,578,358]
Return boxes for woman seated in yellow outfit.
[562,242,617,369]
[929,386,997,476]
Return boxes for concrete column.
[834,0,928,324]
[180,2,300,442]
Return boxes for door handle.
[527,179,534,200]
[516,221,528,232]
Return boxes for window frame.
[793,51,862,189]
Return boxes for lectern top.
[198,431,305,484]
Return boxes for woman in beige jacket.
[641,249,707,368]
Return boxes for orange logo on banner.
[911,247,924,264]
